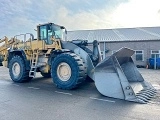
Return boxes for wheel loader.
[0,23,156,103]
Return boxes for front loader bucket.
[94,48,156,103]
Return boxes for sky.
[0,0,160,38]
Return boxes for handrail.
[0,36,8,44]
[14,33,34,42]
[13,33,34,49]
[0,33,35,52]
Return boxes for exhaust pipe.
[94,48,156,103]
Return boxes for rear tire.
[51,52,86,90]
[9,55,32,82]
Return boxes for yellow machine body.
[0,23,156,104]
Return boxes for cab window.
[39,25,53,45]
[39,25,47,40]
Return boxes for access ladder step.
[31,66,37,68]
[29,50,39,77]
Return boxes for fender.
[8,50,30,70]
[61,41,95,80]
[48,49,70,65]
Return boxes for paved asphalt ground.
[0,66,160,120]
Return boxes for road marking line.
[28,87,40,90]
[55,91,72,96]
[12,84,19,86]
[90,97,115,103]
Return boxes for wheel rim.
[57,62,71,81]
[12,62,20,77]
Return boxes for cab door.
[39,24,53,45]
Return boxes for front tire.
[51,53,86,90]
[9,55,32,82]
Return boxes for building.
[67,27,160,67]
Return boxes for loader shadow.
[10,75,53,88]
[29,75,93,88]
[30,76,52,83]
[12,75,94,92]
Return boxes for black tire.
[51,52,87,90]
[41,72,51,78]
[9,55,32,82]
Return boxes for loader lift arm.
[0,36,15,66]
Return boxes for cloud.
[52,0,160,30]
[0,0,35,38]
[0,0,160,38]
[110,0,160,28]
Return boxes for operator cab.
[37,23,67,45]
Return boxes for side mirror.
[65,29,67,34]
